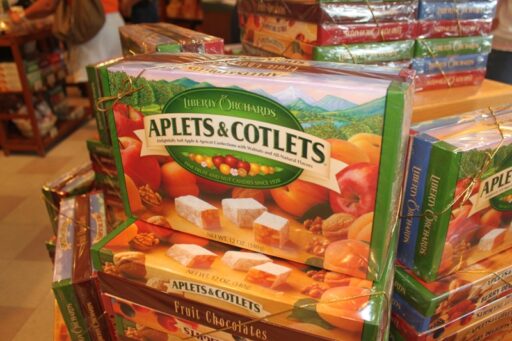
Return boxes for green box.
[414,36,493,58]
[404,106,512,281]
[97,53,412,281]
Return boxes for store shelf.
[412,79,512,122]
[0,29,52,46]
[3,114,91,156]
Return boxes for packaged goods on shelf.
[417,0,497,21]
[238,0,419,65]
[398,106,512,281]
[241,26,415,63]
[413,36,493,91]
[53,193,111,341]
[393,247,512,334]
[92,218,398,341]
[414,69,486,92]
[104,296,252,341]
[411,53,488,75]
[390,299,512,341]
[42,163,95,234]
[417,19,493,39]
[119,23,224,56]
[238,0,418,24]
[239,12,417,46]
[414,36,493,58]
[97,53,413,280]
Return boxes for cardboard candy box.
[414,69,486,92]
[42,163,95,234]
[52,193,111,341]
[96,53,413,280]
[414,36,493,58]
[398,106,512,281]
[92,219,398,341]
[104,295,253,341]
[416,19,493,39]
[390,300,512,341]
[238,0,418,24]
[87,139,117,177]
[87,58,124,146]
[412,54,488,75]
[119,23,224,57]
[238,12,417,46]
[241,24,415,63]
[393,247,512,334]
[392,291,512,336]
[418,0,497,21]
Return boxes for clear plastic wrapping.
[118,23,224,56]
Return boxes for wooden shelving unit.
[0,29,90,156]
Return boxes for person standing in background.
[11,0,124,85]
[121,0,159,23]
[486,0,512,84]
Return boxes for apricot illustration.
[161,162,199,198]
[270,179,328,217]
[347,212,374,242]
[327,138,369,165]
[323,240,369,278]
[108,223,138,247]
[481,208,502,228]
[476,209,502,239]
[316,286,370,332]
[348,133,382,165]
[124,173,144,212]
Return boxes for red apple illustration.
[196,176,232,194]
[270,179,328,217]
[329,163,378,216]
[237,160,251,172]
[113,103,144,138]
[161,161,199,198]
[156,314,178,332]
[224,154,239,168]
[212,156,225,168]
[120,136,161,190]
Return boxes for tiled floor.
[0,119,97,340]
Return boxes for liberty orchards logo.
[135,88,345,192]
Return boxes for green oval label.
[143,87,331,189]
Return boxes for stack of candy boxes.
[237,0,500,92]
[238,0,418,67]
[393,106,512,340]
[413,0,497,91]
[83,52,414,340]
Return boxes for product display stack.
[413,0,497,91]
[393,105,512,340]
[119,23,224,56]
[237,0,418,67]
[82,52,415,340]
